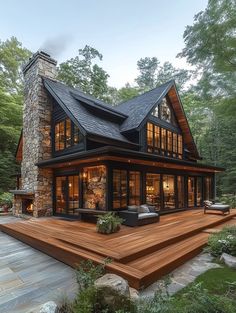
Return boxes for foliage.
[0,36,31,94]
[135,57,190,93]
[219,194,236,208]
[76,258,111,291]
[0,38,30,193]
[58,45,110,102]
[207,226,236,257]
[178,0,236,74]
[0,192,13,208]
[116,83,140,103]
[96,212,123,234]
[58,259,135,313]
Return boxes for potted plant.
[96,212,123,234]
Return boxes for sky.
[0,0,208,88]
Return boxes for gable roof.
[43,78,137,147]
[116,80,200,160]
[116,80,173,132]
[43,77,200,160]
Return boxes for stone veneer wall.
[15,52,57,217]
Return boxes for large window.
[146,173,161,209]
[177,176,185,208]
[113,170,127,209]
[55,175,79,215]
[163,175,176,210]
[146,122,183,158]
[83,166,107,210]
[188,177,195,207]
[55,118,81,152]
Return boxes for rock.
[129,287,139,301]
[94,274,130,297]
[39,301,57,313]
[220,253,236,269]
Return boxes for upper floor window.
[160,98,171,122]
[151,97,175,125]
[146,122,183,159]
[55,118,81,152]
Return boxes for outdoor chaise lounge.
[118,204,160,226]
[204,200,230,215]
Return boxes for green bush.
[0,192,13,208]
[76,259,111,290]
[207,226,236,257]
[96,212,123,234]
[219,194,236,208]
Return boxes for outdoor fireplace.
[22,198,34,215]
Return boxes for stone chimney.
[19,51,57,217]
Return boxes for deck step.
[128,232,209,288]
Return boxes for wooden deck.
[1,209,236,289]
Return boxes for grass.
[175,265,236,297]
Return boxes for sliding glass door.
[196,177,203,206]
[146,173,161,209]
[163,175,176,210]
[188,177,195,207]
[177,176,185,209]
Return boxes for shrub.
[76,258,111,291]
[207,226,236,257]
[219,194,236,208]
[96,212,123,234]
[0,192,13,209]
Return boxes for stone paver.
[0,216,77,313]
[140,252,222,298]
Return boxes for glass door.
[163,175,176,210]
[196,177,203,206]
[177,176,185,209]
[188,177,195,207]
[55,175,79,215]
[146,173,161,210]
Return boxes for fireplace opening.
[22,198,34,215]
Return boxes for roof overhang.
[36,146,224,173]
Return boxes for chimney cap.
[22,50,57,74]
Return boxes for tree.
[135,57,191,93]
[0,38,30,192]
[0,37,31,94]
[178,0,236,195]
[58,45,110,102]
[178,0,236,73]
[135,57,159,91]
[116,83,140,103]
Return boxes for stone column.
[20,51,57,217]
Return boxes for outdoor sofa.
[203,200,230,215]
[118,204,160,226]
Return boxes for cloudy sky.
[1,0,208,87]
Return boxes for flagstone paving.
[0,216,77,313]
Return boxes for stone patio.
[0,216,77,313]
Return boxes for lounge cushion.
[127,205,139,212]
[139,205,150,213]
[138,212,159,220]
[210,204,230,210]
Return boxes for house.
[12,51,223,218]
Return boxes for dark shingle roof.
[116,80,173,132]
[43,78,135,145]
